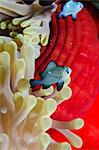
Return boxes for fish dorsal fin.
[40,61,57,78]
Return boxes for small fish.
[30,61,72,91]
[58,0,83,20]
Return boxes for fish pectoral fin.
[72,13,77,20]
[42,84,51,89]
[57,81,64,91]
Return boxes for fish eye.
[66,70,69,74]
[64,68,69,74]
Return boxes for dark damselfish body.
[30,61,72,91]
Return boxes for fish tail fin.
[57,12,62,19]
[30,79,42,88]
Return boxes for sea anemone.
[0,0,99,150]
